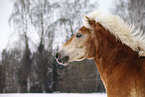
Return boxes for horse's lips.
[56,59,70,66]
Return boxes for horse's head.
[55,16,99,65]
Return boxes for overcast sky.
[0,0,113,53]
[0,0,13,52]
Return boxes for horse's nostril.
[55,52,60,59]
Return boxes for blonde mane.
[83,10,145,57]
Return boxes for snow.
[0,93,107,97]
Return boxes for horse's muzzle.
[55,52,69,65]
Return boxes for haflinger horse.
[55,10,145,97]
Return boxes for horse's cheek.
[86,40,95,58]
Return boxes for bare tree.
[0,64,4,93]
[128,0,145,31]
[6,0,106,93]
[9,0,32,92]
[29,0,55,51]
[1,49,22,92]
[112,0,145,31]
[56,0,98,40]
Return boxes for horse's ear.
[83,15,95,29]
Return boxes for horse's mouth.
[56,59,69,66]
[58,61,69,66]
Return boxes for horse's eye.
[76,33,82,38]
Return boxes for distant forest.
[0,0,144,93]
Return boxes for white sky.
[98,0,113,12]
[0,0,113,53]
[0,0,13,52]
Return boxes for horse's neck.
[93,26,138,89]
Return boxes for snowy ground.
[0,93,107,97]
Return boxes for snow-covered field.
[0,93,107,97]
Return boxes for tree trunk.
[20,47,31,93]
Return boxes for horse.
[55,10,145,97]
